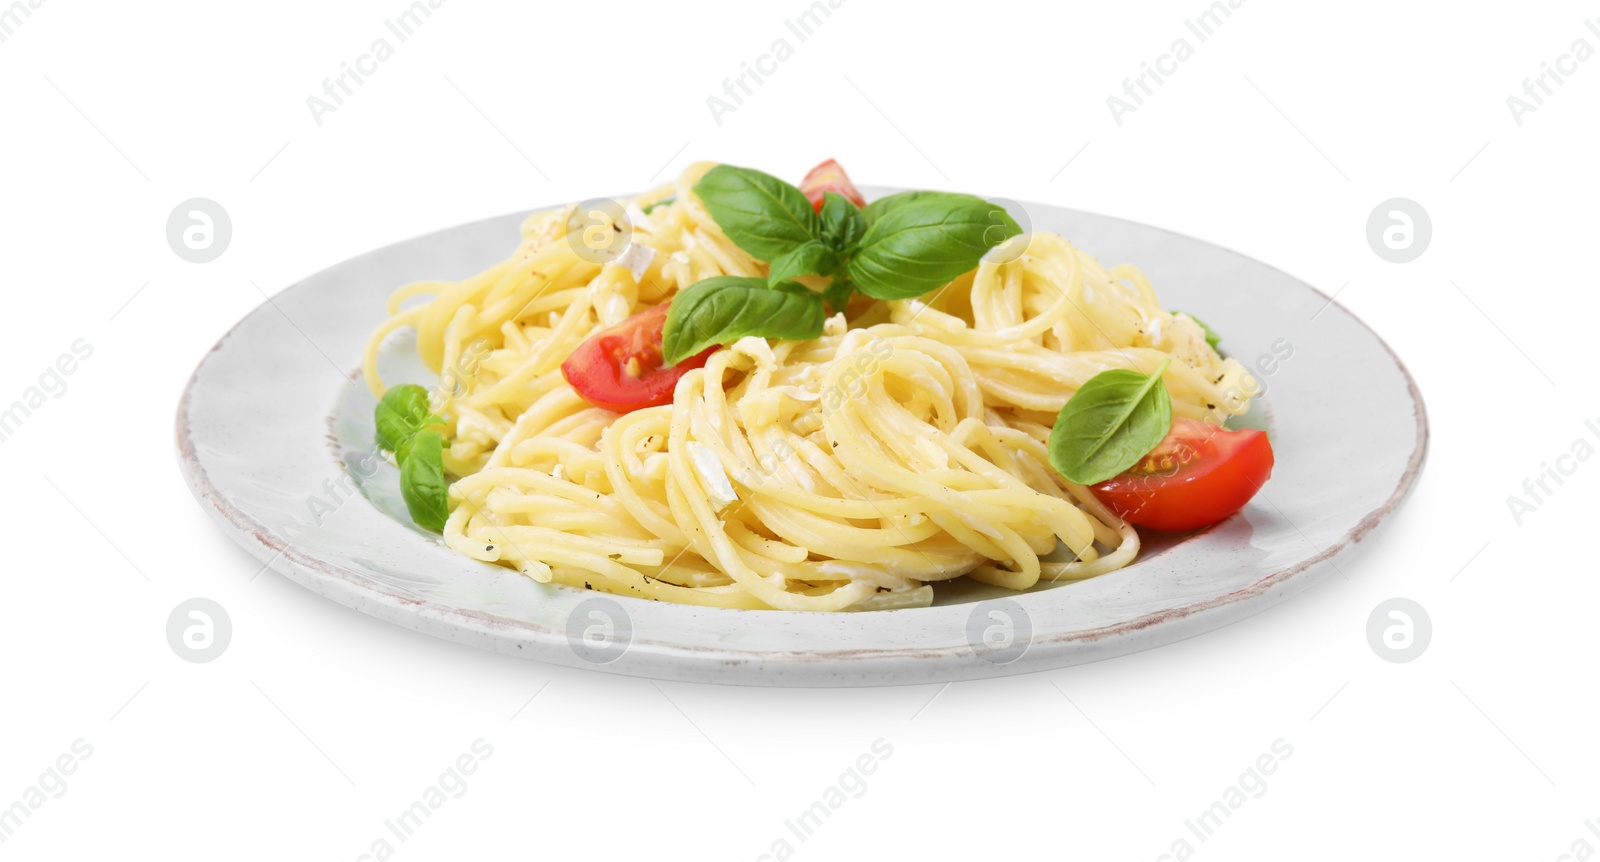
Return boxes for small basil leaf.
[641,195,676,214]
[692,165,820,261]
[662,276,827,365]
[1047,359,1173,486]
[822,276,855,316]
[768,240,838,286]
[374,384,441,452]
[819,191,866,252]
[1176,311,1222,351]
[398,429,450,532]
[846,194,1022,300]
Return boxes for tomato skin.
[799,159,866,212]
[560,303,717,413]
[1090,418,1275,532]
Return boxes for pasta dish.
[361,160,1274,611]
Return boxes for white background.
[1,0,1595,858]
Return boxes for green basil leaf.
[819,191,866,252]
[862,191,1012,232]
[1047,359,1173,486]
[768,240,838,286]
[641,195,676,214]
[399,429,450,532]
[662,276,827,365]
[860,190,936,226]
[692,165,820,261]
[1176,310,1222,351]
[374,384,442,453]
[845,193,1022,300]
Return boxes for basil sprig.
[397,428,450,532]
[667,164,1022,356]
[1047,360,1173,486]
[373,384,451,532]
[663,277,827,365]
[374,384,442,452]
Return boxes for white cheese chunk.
[610,242,657,284]
[686,441,738,512]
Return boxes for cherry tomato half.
[1090,418,1275,532]
[799,159,866,213]
[560,303,717,413]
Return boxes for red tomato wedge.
[799,159,866,212]
[1090,418,1275,532]
[561,303,717,413]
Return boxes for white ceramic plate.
[176,190,1427,686]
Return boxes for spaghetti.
[362,162,1258,611]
